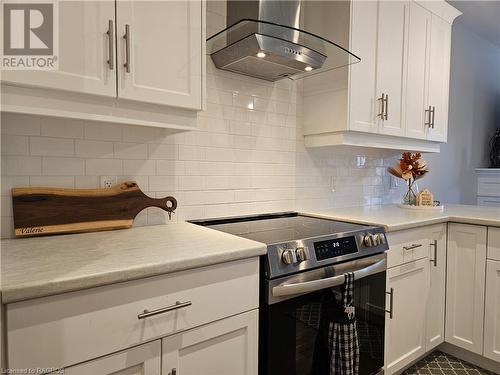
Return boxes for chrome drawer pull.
[430,240,438,267]
[106,19,114,70]
[403,243,422,251]
[385,288,394,319]
[123,24,131,73]
[138,300,192,319]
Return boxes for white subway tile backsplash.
[1,113,40,136]
[3,156,42,176]
[84,122,123,141]
[41,117,84,138]
[1,135,29,155]
[123,160,156,176]
[30,176,75,188]
[85,158,123,175]
[0,7,399,238]
[149,176,177,191]
[30,137,74,157]
[75,140,114,158]
[114,142,148,159]
[1,176,29,196]
[148,144,177,160]
[42,157,84,176]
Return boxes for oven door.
[261,253,387,375]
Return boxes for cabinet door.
[116,1,203,109]
[385,258,429,375]
[404,1,431,140]
[348,0,379,133]
[427,14,452,142]
[425,224,446,351]
[376,1,407,137]
[484,259,500,362]
[64,341,160,375]
[162,310,258,375]
[1,1,116,97]
[445,223,487,354]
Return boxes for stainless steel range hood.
[206,0,360,82]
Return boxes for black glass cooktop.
[190,212,372,244]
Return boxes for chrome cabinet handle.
[385,94,389,120]
[431,106,436,128]
[138,300,192,319]
[106,20,114,70]
[378,93,388,120]
[123,24,131,73]
[169,369,177,375]
[403,243,422,251]
[430,240,438,267]
[425,105,432,127]
[385,288,394,319]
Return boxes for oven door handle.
[272,258,386,297]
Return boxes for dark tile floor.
[403,351,496,375]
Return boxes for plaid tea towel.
[312,272,360,375]
[328,272,360,375]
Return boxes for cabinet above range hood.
[206,0,360,82]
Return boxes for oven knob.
[296,247,308,262]
[364,234,374,247]
[376,233,386,245]
[282,250,294,265]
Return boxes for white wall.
[423,23,500,204]
[0,2,401,239]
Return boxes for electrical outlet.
[100,176,117,188]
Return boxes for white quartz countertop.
[0,222,266,304]
[307,204,500,232]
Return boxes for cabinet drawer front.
[477,196,500,206]
[7,258,259,370]
[386,226,436,268]
[489,227,500,261]
[64,340,161,375]
[478,176,500,197]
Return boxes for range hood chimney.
[206,0,360,82]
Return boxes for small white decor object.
[416,188,434,206]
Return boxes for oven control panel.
[313,236,358,261]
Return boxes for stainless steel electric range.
[191,212,390,375]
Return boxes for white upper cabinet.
[376,1,407,137]
[116,1,203,109]
[348,0,379,133]
[405,1,431,140]
[303,0,461,152]
[1,0,205,129]
[1,1,116,97]
[427,13,452,142]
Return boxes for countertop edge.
[1,243,267,305]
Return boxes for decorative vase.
[402,179,419,206]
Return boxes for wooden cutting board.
[12,181,177,237]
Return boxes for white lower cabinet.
[6,258,259,373]
[445,224,487,354]
[484,259,500,362]
[385,224,447,374]
[64,341,161,375]
[385,258,430,374]
[162,310,258,375]
[425,224,447,350]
